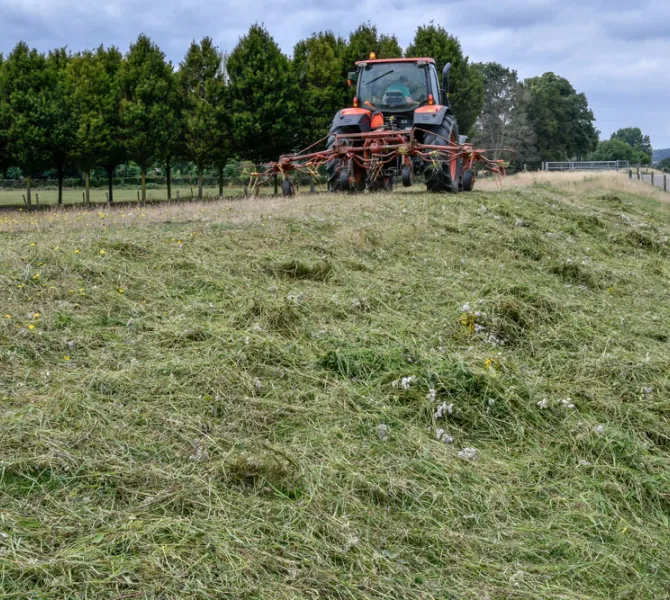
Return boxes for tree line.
[0,22,651,206]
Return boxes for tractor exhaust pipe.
[442,62,452,107]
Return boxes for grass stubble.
[0,172,669,598]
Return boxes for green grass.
[1,175,669,598]
[0,185,282,206]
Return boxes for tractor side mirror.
[442,62,452,96]
[347,71,358,87]
[441,63,452,107]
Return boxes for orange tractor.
[252,54,504,195]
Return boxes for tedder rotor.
[250,54,507,196]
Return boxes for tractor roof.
[355,57,436,66]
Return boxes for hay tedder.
[250,54,507,196]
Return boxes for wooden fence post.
[651,172,654,186]
[629,169,632,179]
[35,193,39,206]
[637,167,640,180]
[664,175,667,192]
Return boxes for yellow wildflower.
[118,288,125,294]
[64,355,71,361]
[33,313,40,319]
[30,242,36,247]
[99,249,105,255]
[3,314,10,319]
[28,324,35,330]
[74,249,80,254]
[32,273,40,280]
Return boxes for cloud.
[0,0,668,147]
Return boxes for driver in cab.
[384,75,418,106]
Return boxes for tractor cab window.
[358,62,429,111]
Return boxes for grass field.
[0,185,280,207]
[1,172,669,598]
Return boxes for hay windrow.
[1,172,669,599]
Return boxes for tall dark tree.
[293,31,347,150]
[45,48,76,205]
[227,24,298,166]
[119,34,174,201]
[472,62,539,166]
[523,72,598,161]
[0,53,8,177]
[344,23,402,67]
[406,24,483,136]
[180,37,229,199]
[95,46,126,203]
[0,43,52,206]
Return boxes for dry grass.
[1,172,669,599]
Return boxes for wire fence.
[632,168,669,192]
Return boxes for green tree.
[228,24,299,169]
[406,24,483,136]
[119,34,174,201]
[95,46,126,203]
[0,42,52,206]
[589,139,634,162]
[293,32,347,150]
[180,37,229,199]
[523,72,598,161]
[344,23,402,67]
[610,127,652,164]
[45,48,76,205]
[0,52,8,177]
[657,157,670,173]
[472,62,539,167]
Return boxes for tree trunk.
[218,165,224,197]
[84,170,91,204]
[26,176,32,207]
[198,168,203,201]
[106,166,114,203]
[141,167,147,202]
[57,166,64,205]
[166,158,172,200]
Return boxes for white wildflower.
[67,340,76,350]
[592,425,604,435]
[457,447,477,460]
[561,398,575,409]
[642,387,653,395]
[578,459,591,466]
[537,399,548,409]
[462,302,471,312]
[435,429,453,444]
[426,388,436,402]
[399,376,416,391]
[254,378,262,390]
[376,424,390,441]
[343,536,359,553]
[244,336,250,345]
[488,398,495,406]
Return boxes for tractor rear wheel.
[423,117,461,193]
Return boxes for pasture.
[0,172,668,599]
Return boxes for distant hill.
[653,148,670,163]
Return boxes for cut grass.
[0,172,669,599]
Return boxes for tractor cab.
[352,57,444,125]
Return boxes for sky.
[2,0,669,149]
